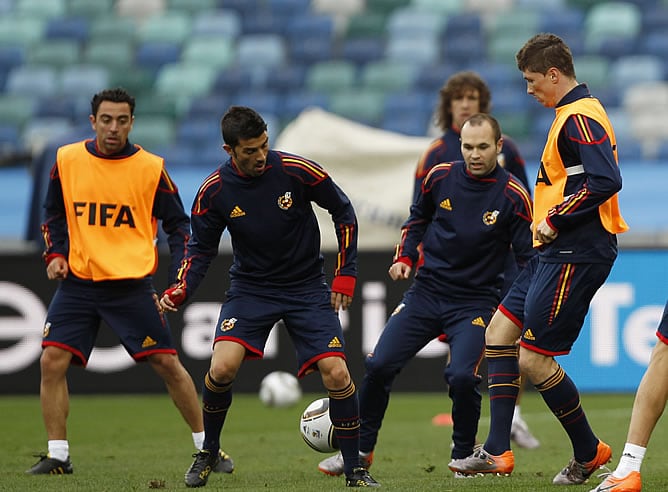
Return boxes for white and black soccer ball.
[299,397,339,453]
[258,371,302,408]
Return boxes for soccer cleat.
[212,449,234,474]
[589,471,641,492]
[553,440,612,485]
[26,454,73,475]
[345,467,380,487]
[447,446,514,476]
[318,451,374,476]
[511,416,540,449]
[185,450,220,488]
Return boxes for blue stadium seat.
[33,95,77,120]
[387,7,447,38]
[59,65,110,97]
[159,144,198,169]
[381,111,430,136]
[22,116,73,152]
[282,90,330,120]
[0,46,26,73]
[610,55,665,90]
[6,65,58,97]
[212,67,255,93]
[538,7,584,34]
[45,17,89,43]
[383,90,435,118]
[236,34,287,68]
[0,123,22,154]
[445,12,482,37]
[414,64,460,92]
[444,33,485,64]
[287,13,335,41]
[386,35,440,66]
[242,12,288,35]
[232,90,282,116]
[289,37,334,65]
[639,31,668,58]
[187,94,230,119]
[136,41,182,73]
[341,38,385,66]
[267,0,311,15]
[191,9,242,38]
[176,116,221,148]
[268,65,307,93]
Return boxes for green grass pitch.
[3,392,668,491]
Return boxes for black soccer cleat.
[212,449,234,474]
[26,454,73,475]
[185,450,220,488]
[345,467,381,487]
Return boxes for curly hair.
[435,71,491,132]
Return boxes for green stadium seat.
[154,62,217,113]
[329,89,385,126]
[28,40,80,68]
[305,61,357,94]
[360,60,419,92]
[181,37,235,70]
[366,0,411,16]
[167,0,218,14]
[0,17,45,47]
[15,0,66,19]
[0,94,36,128]
[67,0,114,18]
[584,2,641,52]
[574,55,610,91]
[84,41,134,70]
[129,115,176,153]
[411,0,464,14]
[344,12,388,39]
[89,17,137,43]
[137,12,192,44]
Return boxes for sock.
[536,365,598,463]
[47,440,69,461]
[614,443,646,478]
[192,431,204,450]
[328,381,360,477]
[484,345,520,455]
[201,371,233,454]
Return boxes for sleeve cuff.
[396,256,413,268]
[332,275,356,297]
[44,253,66,265]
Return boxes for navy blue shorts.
[656,300,668,344]
[213,281,346,377]
[369,283,494,379]
[500,256,612,356]
[44,277,175,366]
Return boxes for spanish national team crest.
[482,210,500,225]
[220,317,237,332]
[43,322,50,338]
[277,191,293,210]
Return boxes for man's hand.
[160,286,185,312]
[331,291,352,312]
[535,219,558,244]
[46,256,68,280]
[389,262,411,281]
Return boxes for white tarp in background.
[275,108,432,251]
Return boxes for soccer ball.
[299,397,339,453]
[258,371,302,408]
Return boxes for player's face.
[450,89,480,129]
[90,101,133,155]
[225,132,270,177]
[523,69,558,108]
[460,120,502,177]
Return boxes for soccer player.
[159,106,379,488]
[589,315,668,491]
[318,113,534,477]
[449,33,628,486]
[28,88,233,475]
[413,70,539,449]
